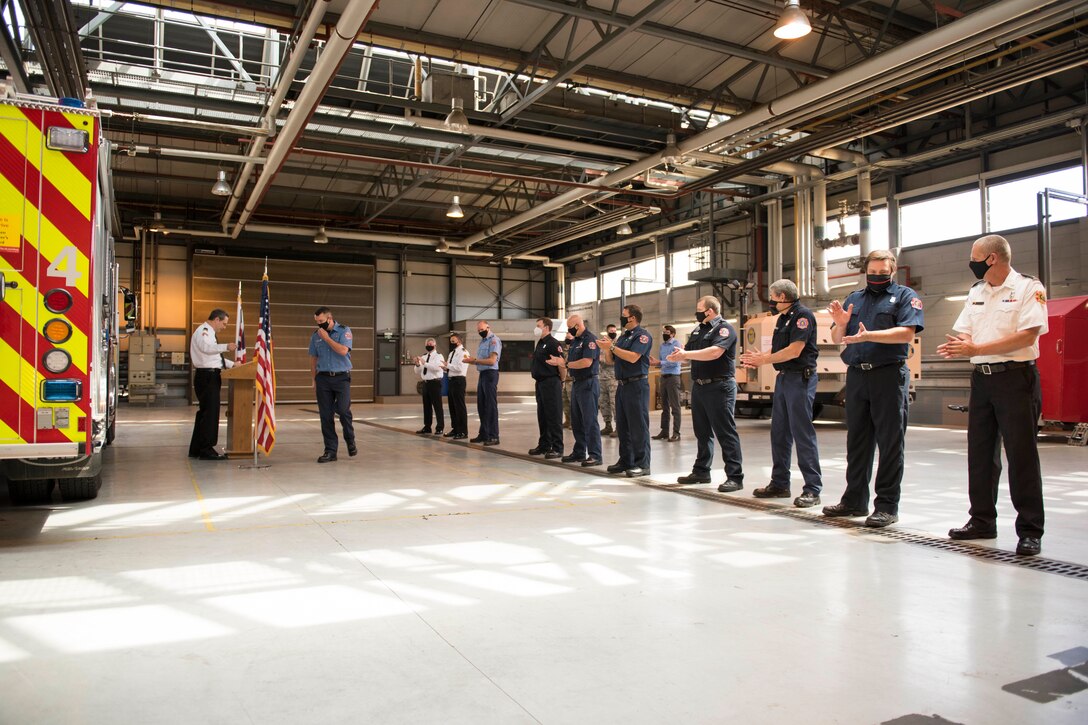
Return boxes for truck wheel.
[58,475,102,502]
[8,479,56,505]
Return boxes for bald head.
[566,313,583,331]
[973,234,1012,263]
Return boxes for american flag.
[254,274,276,455]
[234,281,246,364]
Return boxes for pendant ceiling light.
[774,0,811,40]
[211,169,231,196]
[446,195,465,219]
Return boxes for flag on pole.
[254,272,276,455]
[234,281,246,364]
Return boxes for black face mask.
[695,310,707,324]
[479,329,488,338]
[768,300,793,315]
[619,316,629,328]
[866,274,892,292]
[449,342,458,351]
[568,326,578,337]
[318,320,330,331]
[607,331,617,340]
[425,344,435,352]
[969,256,993,280]
[662,333,671,341]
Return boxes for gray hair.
[769,279,799,301]
[697,295,720,313]
[975,234,1012,262]
[425,337,436,345]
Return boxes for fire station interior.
[1,0,1087,722]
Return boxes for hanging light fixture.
[662,132,683,168]
[211,169,231,196]
[444,97,470,132]
[679,110,690,129]
[617,219,633,235]
[148,211,165,233]
[774,0,811,40]
[446,195,465,219]
[313,225,329,244]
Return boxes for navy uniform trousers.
[770,371,822,494]
[476,369,500,439]
[571,377,602,461]
[841,363,909,514]
[967,365,1045,538]
[189,368,222,456]
[690,378,743,481]
[616,378,650,469]
[316,373,355,454]
[535,376,563,453]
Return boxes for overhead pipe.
[813,179,830,298]
[121,145,269,166]
[220,0,331,232]
[858,169,873,257]
[104,111,271,137]
[457,0,1068,250]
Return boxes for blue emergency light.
[41,379,82,402]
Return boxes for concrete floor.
[1,400,1086,724]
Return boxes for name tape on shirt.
[796,317,809,329]
[910,297,923,309]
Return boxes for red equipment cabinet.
[1038,295,1088,423]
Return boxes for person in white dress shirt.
[442,333,469,439]
[414,338,445,435]
[188,308,237,460]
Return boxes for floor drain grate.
[362,420,1088,582]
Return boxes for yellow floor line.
[186,458,216,532]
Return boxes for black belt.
[852,361,904,371]
[778,368,816,376]
[661,373,680,378]
[195,367,222,372]
[317,371,349,376]
[617,374,648,384]
[693,376,730,385]
[974,360,1035,375]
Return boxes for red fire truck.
[0,88,132,504]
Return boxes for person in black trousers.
[442,333,469,439]
[413,337,445,435]
[528,318,564,458]
[188,309,236,460]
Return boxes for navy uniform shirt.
[839,281,925,367]
[567,330,600,380]
[686,316,737,379]
[308,322,353,372]
[531,333,563,380]
[613,325,652,379]
[772,303,818,371]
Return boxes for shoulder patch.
[910,297,923,310]
[1035,290,1046,304]
[588,341,597,350]
[639,334,649,344]
[719,327,729,337]
[796,317,809,329]
[344,331,353,340]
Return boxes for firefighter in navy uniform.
[938,234,1048,557]
[669,295,744,490]
[739,279,823,507]
[528,318,564,459]
[600,304,652,477]
[560,313,603,467]
[824,250,924,528]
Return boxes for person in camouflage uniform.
[599,323,618,437]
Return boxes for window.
[601,268,627,299]
[988,165,1086,232]
[570,277,597,305]
[631,257,665,294]
[900,188,982,247]
[823,208,889,261]
[671,249,695,287]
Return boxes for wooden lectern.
[222,361,258,458]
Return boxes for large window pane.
[900,189,981,246]
[671,249,694,287]
[601,268,626,299]
[988,166,1086,232]
[632,257,665,294]
[570,277,597,305]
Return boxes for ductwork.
[220,0,331,233]
[456,0,1076,251]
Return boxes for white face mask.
[533,327,543,338]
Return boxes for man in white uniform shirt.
[188,308,237,460]
[414,338,445,435]
[938,234,1048,556]
[442,333,469,439]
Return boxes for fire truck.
[0,87,132,504]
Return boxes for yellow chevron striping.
[0,336,80,444]
[0,105,92,220]
[0,266,89,376]
[0,416,25,444]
